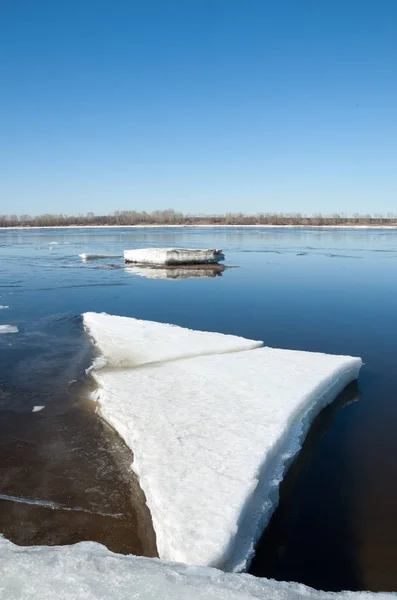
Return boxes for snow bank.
[0,325,18,334]
[83,312,262,368]
[125,265,225,279]
[123,247,225,265]
[0,538,392,600]
[84,313,361,571]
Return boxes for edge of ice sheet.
[84,315,362,571]
[93,350,361,571]
[124,247,225,265]
[82,312,263,368]
[0,325,18,334]
[0,538,393,600]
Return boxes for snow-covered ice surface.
[0,325,18,334]
[0,538,394,600]
[83,312,262,368]
[84,313,362,571]
[124,247,225,265]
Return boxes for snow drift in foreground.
[83,312,262,368]
[124,247,225,265]
[0,538,393,600]
[125,265,225,279]
[84,313,362,571]
[0,325,18,334]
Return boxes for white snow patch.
[0,325,18,334]
[84,313,362,571]
[0,305,9,310]
[32,405,45,413]
[83,312,262,369]
[0,537,391,600]
[124,247,224,265]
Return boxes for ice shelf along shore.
[83,312,362,571]
[123,247,225,265]
[1,538,394,600]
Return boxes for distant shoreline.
[1,224,397,230]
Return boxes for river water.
[1,226,397,592]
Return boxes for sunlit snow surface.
[123,247,224,265]
[0,538,393,600]
[83,312,262,369]
[83,313,362,571]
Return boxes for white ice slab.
[83,312,262,368]
[0,325,18,334]
[0,538,391,600]
[124,247,224,265]
[0,305,9,309]
[85,313,362,571]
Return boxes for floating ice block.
[123,248,225,265]
[84,313,362,571]
[79,253,121,261]
[0,325,18,334]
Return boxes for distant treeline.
[1,210,397,228]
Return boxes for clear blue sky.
[1,0,396,216]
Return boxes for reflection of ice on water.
[125,264,227,279]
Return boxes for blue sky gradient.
[1,0,396,216]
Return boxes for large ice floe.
[0,537,394,600]
[83,312,362,572]
[123,247,225,265]
[83,312,262,369]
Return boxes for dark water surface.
[1,226,397,591]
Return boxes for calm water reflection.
[1,226,397,591]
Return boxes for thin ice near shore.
[83,312,362,571]
[0,537,394,600]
